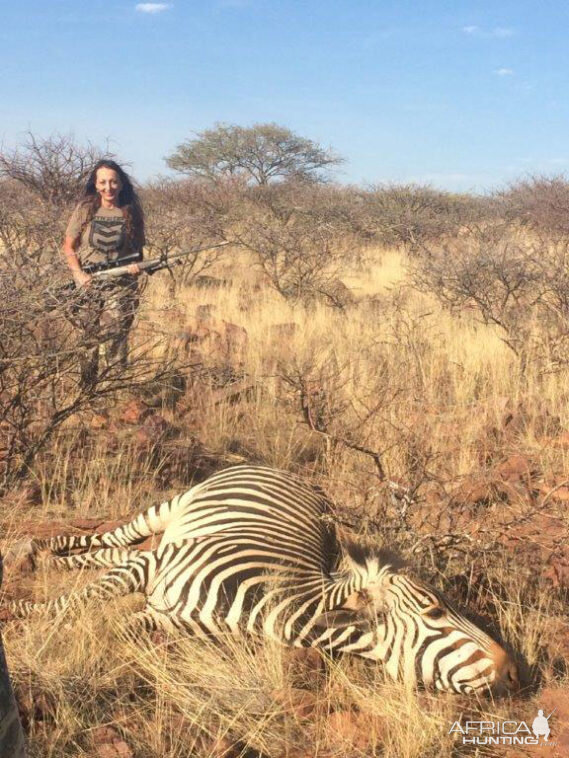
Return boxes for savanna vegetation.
[0,130,567,757]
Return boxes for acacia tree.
[166,123,343,185]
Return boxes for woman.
[63,160,145,384]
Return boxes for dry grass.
[2,600,543,758]
[1,243,568,756]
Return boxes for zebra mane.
[342,541,405,573]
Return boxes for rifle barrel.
[91,241,231,280]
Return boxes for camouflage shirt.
[65,204,141,266]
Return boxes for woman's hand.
[126,263,141,276]
[73,270,93,288]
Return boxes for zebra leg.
[7,551,156,620]
[128,607,178,635]
[43,548,144,572]
[30,496,179,556]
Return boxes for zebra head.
[320,544,519,695]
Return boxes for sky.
[2,0,569,193]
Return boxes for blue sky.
[2,1,569,193]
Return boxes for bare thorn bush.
[233,182,360,307]
[0,259,178,496]
[500,174,569,237]
[142,178,233,292]
[362,183,492,252]
[0,131,111,208]
[411,224,569,374]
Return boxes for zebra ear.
[344,587,391,618]
[313,589,387,630]
[342,588,372,612]
[312,608,364,630]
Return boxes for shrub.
[361,183,492,250]
[499,174,569,236]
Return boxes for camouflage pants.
[72,278,140,387]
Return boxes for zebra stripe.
[7,465,518,695]
[10,552,155,619]
[32,498,179,554]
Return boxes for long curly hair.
[77,160,145,251]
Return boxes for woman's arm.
[62,235,92,288]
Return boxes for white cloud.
[218,0,251,6]
[135,3,171,14]
[462,25,515,39]
[495,67,514,76]
[492,27,514,38]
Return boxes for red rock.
[118,400,150,425]
[133,413,173,448]
[495,454,538,484]
[284,647,325,679]
[272,687,318,719]
[15,687,57,726]
[91,726,134,758]
[551,486,569,502]
[450,478,507,507]
[11,483,43,506]
[89,413,109,430]
[539,479,569,503]
[548,431,569,449]
[325,710,374,751]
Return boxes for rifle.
[43,241,232,308]
[87,240,231,280]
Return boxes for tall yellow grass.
[1,244,567,756]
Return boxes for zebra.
[5,465,518,695]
